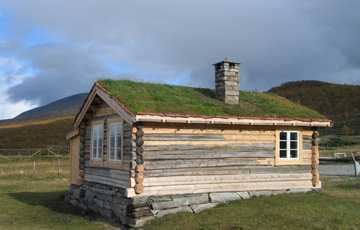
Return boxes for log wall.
[126,123,318,197]
[83,102,133,190]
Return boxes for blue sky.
[0,0,360,119]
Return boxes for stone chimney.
[214,58,240,104]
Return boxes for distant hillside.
[268,80,360,135]
[15,93,88,121]
[0,93,87,149]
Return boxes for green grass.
[98,80,325,119]
[143,177,360,230]
[1,158,359,230]
[0,176,121,230]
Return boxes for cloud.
[0,0,359,120]
[0,56,37,119]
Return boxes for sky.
[0,0,359,120]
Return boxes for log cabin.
[66,58,333,227]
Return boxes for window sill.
[90,159,103,166]
[275,160,303,166]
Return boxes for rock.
[113,196,131,205]
[84,190,95,204]
[69,199,79,206]
[131,197,149,205]
[77,202,88,211]
[95,193,113,202]
[149,196,173,202]
[100,208,113,218]
[152,195,208,210]
[111,203,127,216]
[94,198,104,208]
[236,192,250,200]
[191,203,218,213]
[88,205,100,213]
[209,192,241,203]
[103,201,111,210]
[131,209,153,218]
[312,188,322,193]
[272,190,287,196]
[64,195,71,202]
[249,191,272,197]
[156,206,193,218]
[288,188,312,194]
[73,189,81,200]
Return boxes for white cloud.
[0,56,38,119]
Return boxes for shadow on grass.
[6,190,128,229]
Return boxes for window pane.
[290,141,298,149]
[110,124,115,137]
[280,132,287,140]
[110,137,115,148]
[290,132,298,140]
[92,147,97,158]
[280,141,287,149]
[98,126,103,139]
[116,122,121,134]
[116,148,121,160]
[110,148,114,160]
[290,150,298,158]
[280,150,287,158]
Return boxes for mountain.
[268,80,360,135]
[0,93,87,149]
[0,93,87,125]
[16,93,88,121]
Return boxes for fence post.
[8,162,11,176]
[33,161,36,175]
[57,159,60,175]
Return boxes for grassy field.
[1,158,359,230]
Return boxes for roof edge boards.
[73,83,135,129]
[135,113,333,128]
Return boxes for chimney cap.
[213,58,241,66]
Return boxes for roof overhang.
[135,112,333,128]
[73,83,135,129]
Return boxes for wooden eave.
[66,128,79,140]
[73,83,135,129]
[134,112,333,128]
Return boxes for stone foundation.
[66,182,321,228]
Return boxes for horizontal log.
[126,180,315,198]
[140,133,275,142]
[143,149,274,160]
[143,158,274,170]
[144,165,311,177]
[142,173,312,187]
[142,127,275,135]
[144,142,274,152]
[302,149,312,159]
[84,174,130,189]
[141,134,226,141]
[84,160,131,170]
[84,167,130,180]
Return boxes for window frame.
[106,117,124,167]
[90,120,104,165]
[275,129,303,165]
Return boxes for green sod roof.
[97,79,325,119]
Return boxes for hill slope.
[15,93,88,121]
[268,80,360,135]
[0,93,87,149]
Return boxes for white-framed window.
[108,120,123,162]
[91,124,103,160]
[278,131,299,160]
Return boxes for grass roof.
[97,79,325,119]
